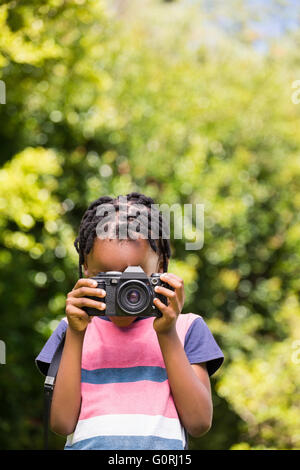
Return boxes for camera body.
[83,266,173,318]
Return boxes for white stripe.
[66,414,185,447]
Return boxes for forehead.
[86,237,158,271]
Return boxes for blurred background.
[0,0,300,450]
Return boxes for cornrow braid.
[74,192,171,278]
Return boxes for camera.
[82,265,174,317]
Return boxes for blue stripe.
[81,366,168,384]
[65,435,184,450]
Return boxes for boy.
[36,192,224,450]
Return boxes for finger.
[69,286,106,298]
[74,297,106,311]
[160,273,183,289]
[160,273,184,304]
[154,285,180,312]
[154,285,177,299]
[153,298,178,323]
[156,279,184,305]
[67,296,106,312]
[65,304,92,320]
[72,278,98,290]
[153,296,170,316]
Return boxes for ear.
[83,256,89,277]
[157,255,167,273]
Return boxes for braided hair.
[74,192,171,278]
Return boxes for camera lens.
[126,289,140,304]
[117,280,151,315]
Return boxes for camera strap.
[43,331,66,450]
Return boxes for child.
[36,192,224,450]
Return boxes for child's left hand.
[153,273,185,335]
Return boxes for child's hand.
[65,278,106,333]
[153,273,185,335]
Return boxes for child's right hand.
[65,278,106,333]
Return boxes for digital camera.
[83,265,173,317]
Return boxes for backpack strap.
[43,331,66,450]
[183,427,189,450]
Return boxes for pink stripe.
[81,314,199,371]
[82,317,166,370]
[79,381,179,420]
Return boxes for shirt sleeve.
[184,316,224,376]
[35,318,68,376]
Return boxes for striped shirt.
[36,313,224,450]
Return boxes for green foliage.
[0,0,299,449]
